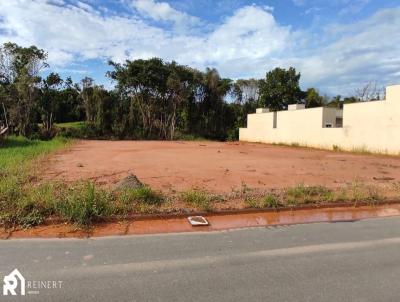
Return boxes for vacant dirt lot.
[42,140,400,193]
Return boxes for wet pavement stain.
[3,204,400,239]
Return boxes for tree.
[193,68,232,139]
[232,79,260,105]
[81,77,96,123]
[0,101,9,139]
[0,42,48,136]
[92,86,114,134]
[55,77,84,123]
[355,81,383,102]
[108,58,199,139]
[230,79,260,135]
[108,58,167,138]
[39,72,63,137]
[164,62,194,139]
[5,41,363,141]
[259,67,304,111]
[304,88,326,108]
[327,95,358,109]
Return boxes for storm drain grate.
[187,216,209,226]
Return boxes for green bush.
[57,126,84,138]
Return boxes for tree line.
[0,42,376,141]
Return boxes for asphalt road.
[1,218,400,301]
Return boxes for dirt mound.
[115,174,143,190]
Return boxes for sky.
[0,0,399,95]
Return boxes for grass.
[55,121,86,129]
[0,135,70,170]
[117,186,164,215]
[55,182,114,227]
[119,186,163,205]
[245,194,281,209]
[1,179,165,229]
[285,184,334,206]
[347,182,385,205]
[0,136,69,228]
[242,183,388,210]
[180,190,213,211]
[55,122,87,139]
[0,136,166,229]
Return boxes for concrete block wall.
[239,84,400,154]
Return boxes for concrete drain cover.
[188,216,209,226]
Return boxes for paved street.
[1,217,400,301]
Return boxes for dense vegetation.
[1,42,376,142]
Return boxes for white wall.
[239,84,400,154]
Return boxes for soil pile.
[115,174,143,190]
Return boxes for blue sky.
[0,0,399,95]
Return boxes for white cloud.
[0,0,399,95]
[206,6,289,61]
[0,1,286,69]
[295,7,400,93]
[131,0,200,28]
[0,0,167,65]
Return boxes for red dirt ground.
[41,140,400,194]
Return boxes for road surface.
[1,217,400,301]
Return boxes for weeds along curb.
[34,199,400,225]
[3,201,400,239]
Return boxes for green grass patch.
[0,136,167,228]
[55,182,114,227]
[180,190,213,211]
[55,121,86,129]
[0,135,70,170]
[0,136,70,228]
[245,194,281,209]
[117,187,164,215]
[172,131,207,141]
[285,184,334,205]
[119,186,163,205]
